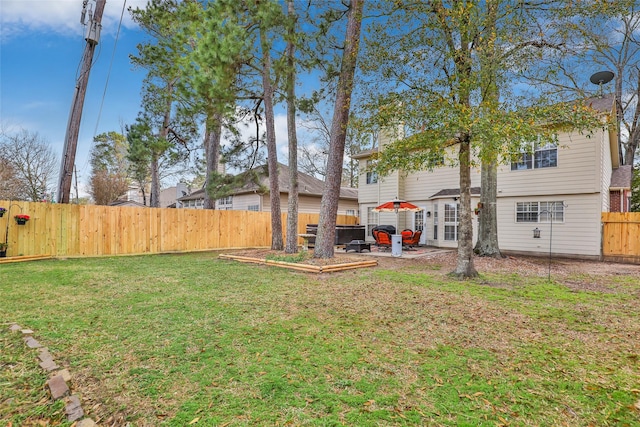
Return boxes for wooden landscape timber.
[218,254,378,273]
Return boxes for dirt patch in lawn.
[226,248,640,292]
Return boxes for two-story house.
[354,95,631,259]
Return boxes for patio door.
[412,206,427,245]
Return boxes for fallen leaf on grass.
[634,400,640,411]
[189,417,200,424]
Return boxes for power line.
[80,0,128,178]
[93,0,127,140]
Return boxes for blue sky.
[1,1,318,197]
[1,0,152,192]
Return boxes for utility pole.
[57,0,106,204]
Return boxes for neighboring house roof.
[108,199,146,207]
[352,148,378,160]
[610,165,633,189]
[178,189,205,202]
[429,187,481,199]
[177,163,358,202]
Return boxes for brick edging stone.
[8,323,96,426]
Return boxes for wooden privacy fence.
[601,212,640,263]
[0,200,358,258]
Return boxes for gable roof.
[429,187,481,199]
[610,165,632,189]
[177,163,358,201]
[584,94,615,114]
[354,94,618,162]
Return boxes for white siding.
[600,130,613,212]
[358,158,381,204]
[232,193,262,211]
[496,131,605,197]
[496,194,602,257]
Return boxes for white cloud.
[0,0,146,40]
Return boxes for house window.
[248,204,259,212]
[346,209,356,216]
[218,196,233,209]
[367,207,378,237]
[433,203,438,240]
[516,201,564,223]
[444,203,459,241]
[511,140,557,170]
[366,160,378,184]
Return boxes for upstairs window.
[365,160,378,184]
[511,140,557,171]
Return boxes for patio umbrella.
[373,198,422,232]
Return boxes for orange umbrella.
[373,198,422,233]
[373,198,422,213]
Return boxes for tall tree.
[524,1,639,166]
[473,1,501,258]
[176,0,250,210]
[259,3,284,251]
[284,0,300,254]
[88,131,130,205]
[130,0,196,207]
[314,0,365,259]
[0,129,57,202]
[360,1,603,277]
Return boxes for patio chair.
[403,230,422,248]
[372,229,392,251]
[401,229,413,246]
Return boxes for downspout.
[620,189,624,212]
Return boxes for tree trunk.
[314,0,364,258]
[150,152,160,208]
[150,81,174,208]
[204,113,222,210]
[474,159,502,258]
[285,0,299,254]
[473,0,501,259]
[261,26,283,250]
[450,134,478,278]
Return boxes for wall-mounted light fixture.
[426,211,431,217]
[453,196,458,201]
[533,227,541,238]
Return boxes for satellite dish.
[590,71,615,85]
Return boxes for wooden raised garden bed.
[218,254,377,273]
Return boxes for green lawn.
[1,252,639,426]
